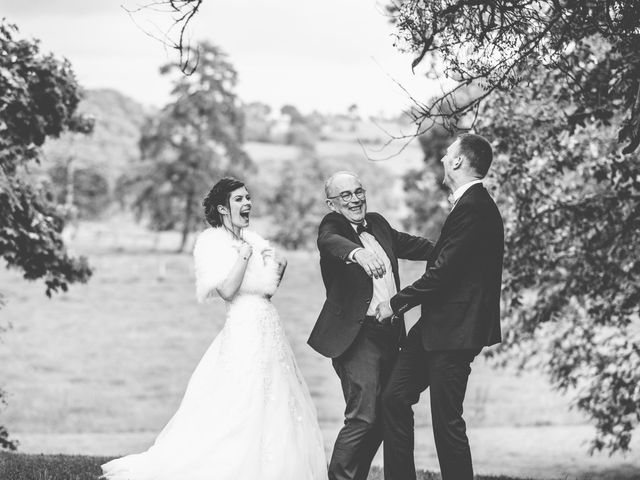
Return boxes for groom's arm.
[389,204,484,316]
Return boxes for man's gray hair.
[324,171,362,198]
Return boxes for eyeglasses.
[327,188,366,202]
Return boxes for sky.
[3,0,440,115]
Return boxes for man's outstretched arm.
[318,215,386,279]
[377,205,484,319]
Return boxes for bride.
[102,177,327,480]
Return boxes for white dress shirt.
[347,221,397,316]
[450,180,483,210]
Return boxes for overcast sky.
[4,0,440,115]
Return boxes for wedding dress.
[101,227,327,480]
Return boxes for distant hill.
[41,88,150,185]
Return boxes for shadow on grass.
[0,452,540,480]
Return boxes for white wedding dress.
[102,227,327,480]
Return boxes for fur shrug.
[193,227,280,303]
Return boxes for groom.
[376,133,504,480]
[308,171,434,480]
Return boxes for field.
[0,452,540,480]
[1,219,639,480]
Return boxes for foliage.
[244,102,273,142]
[401,85,482,235]
[387,1,640,453]
[279,104,321,148]
[0,19,93,451]
[42,89,149,185]
[388,0,640,153]
[269,152,328,249]
[0,20,93,295]
[280,104,305,125]
[46,164,111,219]
[41,89,148,218]
[268,148,400,249]
[119,42,253,251]
[285,123,318,149]
[476,56,640,453]
[401,125,453,237]
[0,390,16,451]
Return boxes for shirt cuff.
[347,247,363,263]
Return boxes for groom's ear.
[452,155,464,170]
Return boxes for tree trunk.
[178,191,194,252]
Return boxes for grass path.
[0,452,535,480]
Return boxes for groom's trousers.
[381,327,480,480]
[329,317,399,480]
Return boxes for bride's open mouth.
[240,210,251,221]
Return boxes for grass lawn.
[0,452,536,480]
[1,219,639,479]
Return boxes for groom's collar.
[451,179,483,204]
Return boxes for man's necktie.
[356,222,372,235]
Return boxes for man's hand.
[375,301,394,322]
[353,249,386,279]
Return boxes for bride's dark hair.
[203,177,246,227]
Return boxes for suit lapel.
[431,183,486,260]
[332,212,363,246]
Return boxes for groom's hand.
[353,249,386,279]
[375,301,394,322]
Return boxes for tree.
[244,101,273,142]
[401,124,453,237]
[268,148,401,249]
[388,0,640,153]
[280,104,305,125]
[386,2,640,453]
[401,86,480,236]
[47,162,111,219]
[41,88,149,205]
[269,153,328,249]
[0,20,93,450]
[120,42,253,251]
[475,62,640,454]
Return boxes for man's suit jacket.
[390,183,504,351]
[308,211,434,358]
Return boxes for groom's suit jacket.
[308,211,434,358]
[390,183,504,351]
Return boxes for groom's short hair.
[458,133,493,177]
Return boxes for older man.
[308,171,434,480]
[377,133,504,480]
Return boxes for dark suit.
[382,183,504,480]
[308,211,433,480]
